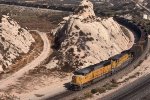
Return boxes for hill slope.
[0,15,35,72]
[46,0,133,71]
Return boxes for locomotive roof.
[111,53,124,60]
[74,60,110,75]
[74,50,130,75]
[110,50,129,60]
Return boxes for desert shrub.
[97,87,106,94]
[91,88,98,94]
[111,83,118,88]
[103,83,112,90]
[84,92,93,98]
[111,79,117,84]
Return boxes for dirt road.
[0,31,51,90]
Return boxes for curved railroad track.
[100,73,150,100]
[103,2,150,100]
[0,2,150,100]
[99,18,150,100]
[0,31,51,90]
[43,17,150,100]
[0,2,149,99]
[100,39,150,100]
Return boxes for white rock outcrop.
[0,15,35,71]
[47,0,133,71]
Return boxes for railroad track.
[109,73,150,100]
[100,2,150,100]
[45,18,150,100]
[100,38,150,100]
[0,2,148,99]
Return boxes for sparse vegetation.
[0,1,149,100]
[97,87,106,94]
[111,83,118,88]
[0,4,69,32]
[119,72,140,84]
[73,80,119,100]
[103,83,112,90]
[84,92,93,99]
[91,88,98,94]
[111,78,117,84]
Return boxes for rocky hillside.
[0,15,35,72]
[46,0,133,71]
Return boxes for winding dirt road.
[0,31,51,90]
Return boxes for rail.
[45,17,150,100]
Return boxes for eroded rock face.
[0,15,35,71]
[47,0,133,71]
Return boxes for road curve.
[0,31,51,90]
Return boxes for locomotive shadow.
[63,82,73,91]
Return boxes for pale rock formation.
[47,0,133,71]
[74,0,95,19]
[0,15,35,72]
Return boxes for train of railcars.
[70,16,148,90]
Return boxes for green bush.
[91,89,98,94]
[97,87,106,94]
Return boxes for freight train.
[70,17,148,90]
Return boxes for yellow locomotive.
[71,50,133,90]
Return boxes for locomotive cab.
[70,72,85,90]
[70,68,92,90]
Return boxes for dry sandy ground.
[0,7,135,99]
[0,25,133,100]
[19,75,71,100]
[0,26,133,100]
[0,71,72,100]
